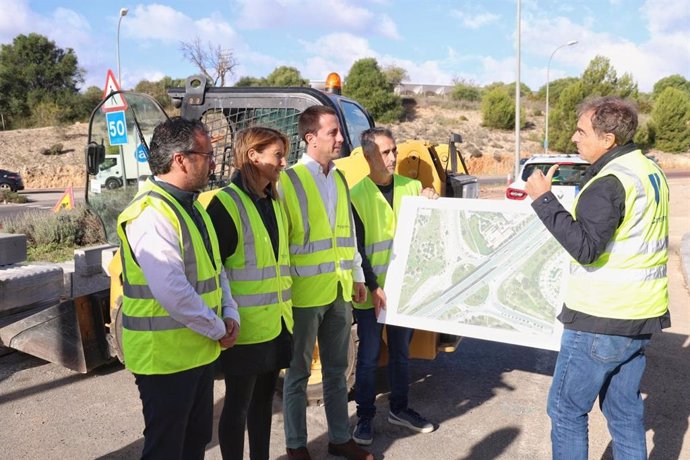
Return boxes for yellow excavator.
[1,73,478,404]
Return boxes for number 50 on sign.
[106,111,128,146]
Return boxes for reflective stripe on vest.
[565,150,669,319]
[120,190,219,302]
[367,239,394,277]
[212,184,294,343]
[351,175,421,309]
[123,277,218,300]
[233,288,292,306]
[284,168,355,254]
[122,314,185,331]
[569,264,667,282]
[222,186,290,287]
[227,265,291,282]
[280,164,356,307]
[116,179,223,374]
[289,259,354,277]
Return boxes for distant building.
[394,83,454,96]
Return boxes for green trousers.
[283,293,353,448]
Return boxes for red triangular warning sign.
[53,186,75,212]
[101,69,128,113]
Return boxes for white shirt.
[297,154,364,283]
[125,199,240,341]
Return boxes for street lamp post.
[544,40,577,154]
[514,0,522,182]
[117,7,128,87]
[116,8,129,188]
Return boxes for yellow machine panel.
[335,139,464,196]
[333,146,369,188]
[396,139,445,195]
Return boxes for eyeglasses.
[181,150,215,160]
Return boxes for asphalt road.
[0,189,85,224]
[0,176,688,460]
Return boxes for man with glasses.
[116,117,240,459]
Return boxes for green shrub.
[27,243,78,263]
[652,75,690,100]
[637,93,654,114]
[31,101,64,127]
[633,122,653,149]
[481,87,518,130]
[265,66,309,87]
[85,186,138,243]
[0,190,28,203]
[650,87,690,152]
[3,205,106,261]
[451,82,481,102]
[343,58,404,123]
[40,143,64,155]
[548,56,639,153]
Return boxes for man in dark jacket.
[526,96,670,460]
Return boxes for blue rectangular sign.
[106,111,128,146]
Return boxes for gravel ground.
[0,176,688,460]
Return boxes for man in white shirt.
[280,106,373,460]
[117,117,239,459]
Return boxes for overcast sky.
[1,0,688,93]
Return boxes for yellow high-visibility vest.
[350,174,421,309]
[117,179,223,375]
[565,150,669,319]
[279,164,355,307]
[209,184,293,344]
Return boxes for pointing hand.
[526,164,559,200]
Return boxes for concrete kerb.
[681,232,690,289]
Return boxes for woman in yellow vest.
[203,127,293,460]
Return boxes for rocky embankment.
[1,106,688,189]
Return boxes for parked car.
[0,169,24,192]
[505,155,589,202]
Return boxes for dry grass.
[3,204,105,246]
[0,122,87,188]
[0,102,687,189]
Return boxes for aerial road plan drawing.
[383,197,567,351]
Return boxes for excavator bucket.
[0,291,113,373]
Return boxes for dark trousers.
[218,370,280,460]
[354,307,413,419]
[134,363,214,460]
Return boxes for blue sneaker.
[352,417,373,445]
[388,408,433,433]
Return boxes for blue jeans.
[353,307,413,419]
[547,329,651,460]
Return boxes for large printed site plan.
[384,197,567,351]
